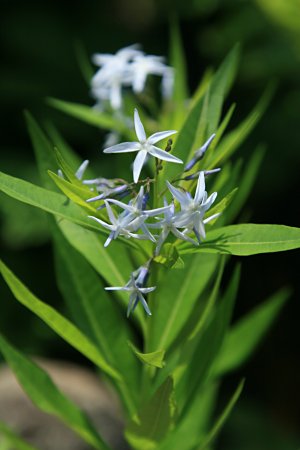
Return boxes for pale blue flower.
[184,134,216,172]
[148,198,198,255]
[105,270,155,317]
[88,201,147,247]
[104,109,181,183]
[106,185,170,242]
[167,171,220,242]
[130,53,174,95]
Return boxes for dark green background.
[1,1,299,448]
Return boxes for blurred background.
[1,0,299,448]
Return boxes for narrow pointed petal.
[139,287,156,294]
[86,193,105,203]
[140,223,156,242]
[103,142,140,153]
[88,215,113,230]
[105,286,126,291]
[145,204,171,217]
[166,182,191,209]
[106,198,134,213]
[104,231,115,247]
[104,201,117,225]
[134,109,146,142]
[202,192,218,211]
[149,146,183,164]
[171,227,198,245]
[136,186,145,210]
[203,212,221,224]
[194,171,205,204]
[194,214,206,239]
[148,130,177,144]
[133,149,148,183]
[137,292,152,316]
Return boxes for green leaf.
[0,171,139,250]
[74,40,94,85]
[206,44,240,137]
[125,377,175,450]
[48,170,98,213]
[198,379,245,450]
[179,224,300,256]
[0,421,39,450]
[206,84,274,169]
[175,265,240,409]
[56,219,146,333]
[153,244,184,269]
[25,112,57,190]
[157,382,218,450]
[47,98,126,133]
[0,334,110,450]
[52,225,140,414]
[169,18,188,128]
[213,288,290,376]
[129,343,166,368]
[206,188,238,226]
[0,260,121,381]
[225,145,265,223]
[147,253,219,352]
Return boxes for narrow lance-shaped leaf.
[147,253,219,352]
[53,225,141,415]
[57,219,147,333]
[175,265,240,410]
[0,421,39,450]
[47,98,127,134]
[125,377,175,450]
[198,379,245,450]
[213,288,290,376]
[0,260,122,381]
[0,334,110,450]
[0,171,140,251]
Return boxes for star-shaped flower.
[130,54,173,94]
[103,109,182,183]
[167,171,220,242]
[105,273,155,317]
[88,201,146,247]
[106,186,170,242]
[148,198,198,255]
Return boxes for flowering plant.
[1,31,300,450]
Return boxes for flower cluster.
[82,109,220,317]
[91,45,174,110]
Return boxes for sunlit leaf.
[0,260,122,381]
[213,288,290,376]
[179,224,300,256]
[129,342,166,368]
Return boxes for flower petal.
[104,201,117,225]
[133,149,148,183]
[148,146,183,163]
[194,171,205,204]
[103,142,140,153]
[87,215,113,230]
[148,130,177,145]
[166,182,191,209]
[134,109,146,142]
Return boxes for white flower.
[104,109,182,183]
[167,171,220,242]
[148,198,198,255]
[106,185,170,242]
[130,54,173,95]
[91,45,142,109]
[105,272,155,317]
[88,201,147,247]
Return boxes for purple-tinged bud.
[184,167,221,180]
[184,133,216,172]
[83,178,115,188]
[86,193,105,203]
[75,160,89,180]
